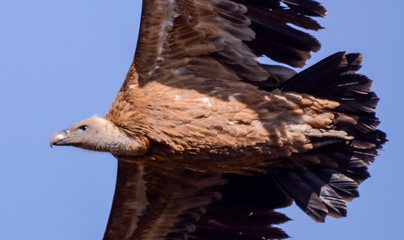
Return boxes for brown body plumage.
[50,1,385,239]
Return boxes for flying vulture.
[50,0,386,239]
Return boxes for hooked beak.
[49,129,71,147]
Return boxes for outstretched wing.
[108,0,326,106]
[104,160,295,240]
[103,160,225,240]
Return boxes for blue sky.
[1,1,403,239]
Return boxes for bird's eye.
[78,125,88,131]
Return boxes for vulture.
[50,0,386,239]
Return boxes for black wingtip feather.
[282,0,327,17]
[191,174,293,239]
[234,0,325,69]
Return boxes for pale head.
[50,115,149,156]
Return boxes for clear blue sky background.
[1,1,403,239]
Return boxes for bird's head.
[50,115,149,155]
